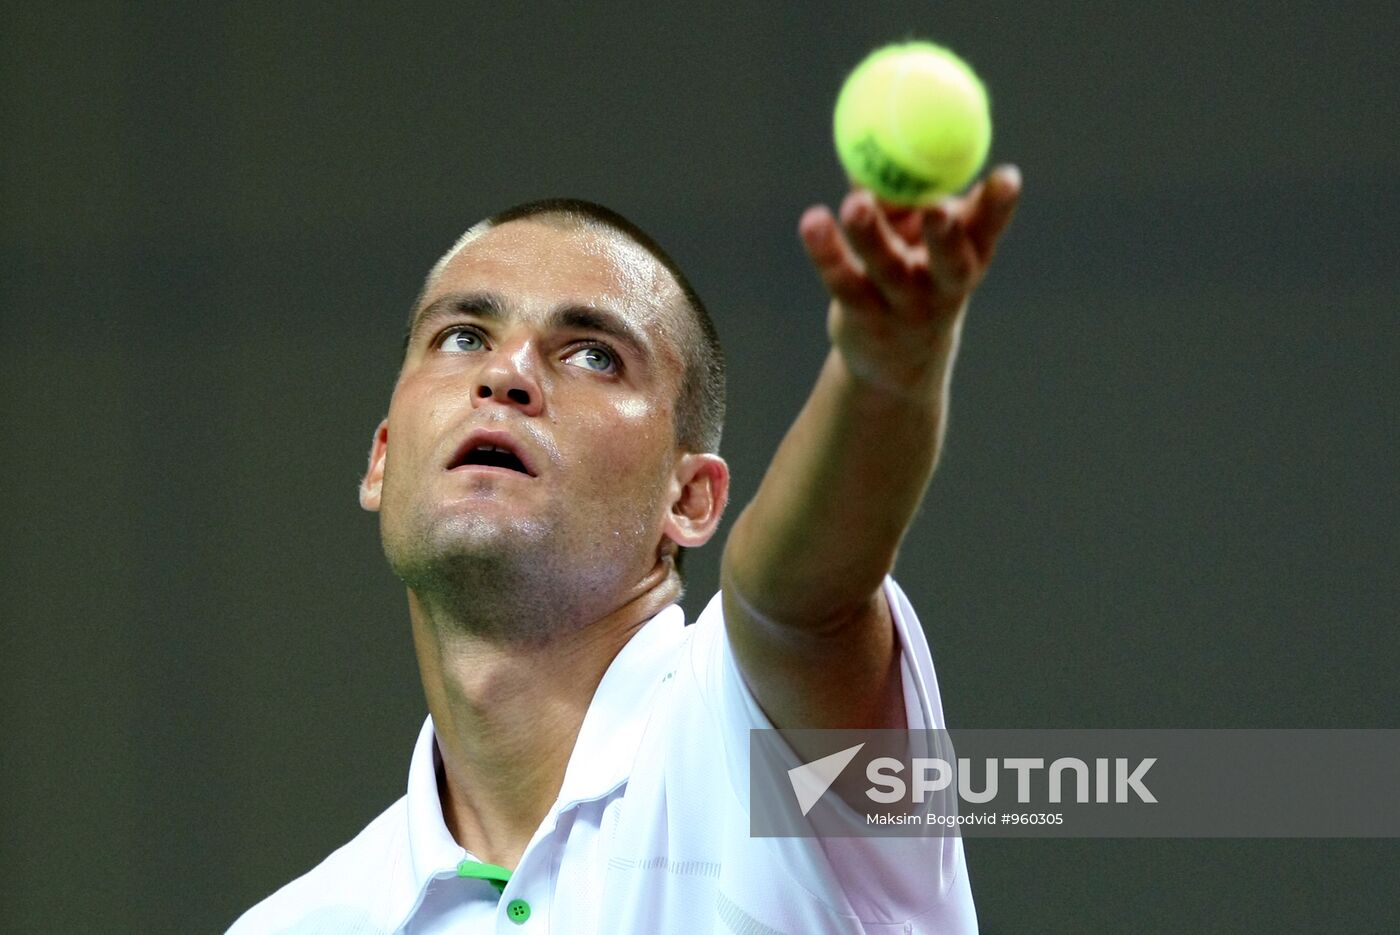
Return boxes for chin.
[387,506,543,572]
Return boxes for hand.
[798,164,1022,392]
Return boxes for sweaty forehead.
[429,218,683,328]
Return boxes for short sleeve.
[681,577,978,931]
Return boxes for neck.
[408,557,681,869]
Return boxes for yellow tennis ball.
[833,41,992,205]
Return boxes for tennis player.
[230,165,1022,933]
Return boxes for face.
[360,219,724,614]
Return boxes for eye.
[565,345,617,374]
[440,327,486,353]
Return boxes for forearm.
[715,169,1017,731]
[723,334,958,631]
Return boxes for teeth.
[455,440,529,474]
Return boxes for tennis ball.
[833,41,992,205]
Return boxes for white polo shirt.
[228,578,977,933]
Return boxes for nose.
[471,343,544,417]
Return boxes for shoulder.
[644,579,976,931]
[227,797,412,935]
[682,576,949,731]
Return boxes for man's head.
[410,200,726,455]
[359,201,729,635]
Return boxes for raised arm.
[721,165,1022,731]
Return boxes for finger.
[922,202,978,294]
[965,164,1022,264]
[951,178,985,222]
[883,205,926,245]
[839,190,919,300]
[798,204,886,312]
[845,183,925,246]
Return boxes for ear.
[359,418,389,512]
[662,452,730,549]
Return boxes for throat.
[412,604,628,864]
[432,691,581,870]
[404,560,684,863]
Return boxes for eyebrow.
[550,304,649,359]
[407,292,506,347]
[406,290,651,361]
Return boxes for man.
[230,164,1022,934]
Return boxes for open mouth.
[454,445,529,474]
[448,433,537,477]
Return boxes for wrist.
[826,345,951,418]
[829,318,961,404]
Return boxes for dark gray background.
[2,1,1396,931]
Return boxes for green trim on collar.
[456,859,512,894]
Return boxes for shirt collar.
[404,603,688,887]
[405,713,467,886]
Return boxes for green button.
[506,898,531,924]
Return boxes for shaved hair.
[404,199,726,455]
